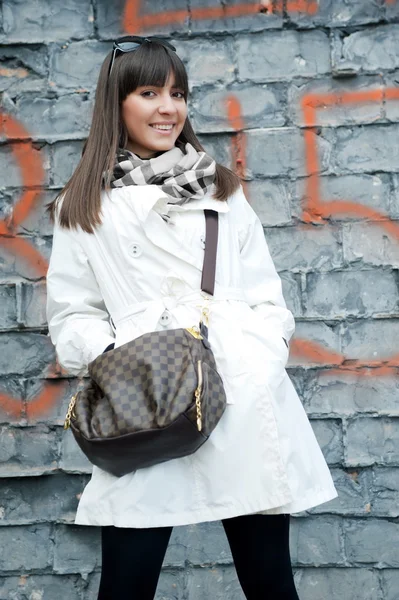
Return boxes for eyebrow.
[138,82,181,89]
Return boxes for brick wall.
[1,1,399,598]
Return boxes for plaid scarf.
[109,143,216,204]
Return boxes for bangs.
[117,42,188,100]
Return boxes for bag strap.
[201,209,218,296]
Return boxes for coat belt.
[111,287,246,330]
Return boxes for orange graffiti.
[301,88,399,238]
[221,91,399,373]
[297,86,399,371]
[226,95,248,198]
[0,113,65,420]
[124,0,319,33]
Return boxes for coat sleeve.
[236,188,295,342]
[46,217,115,376]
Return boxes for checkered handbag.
[64,210,227,477]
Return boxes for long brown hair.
[47,40,241,233]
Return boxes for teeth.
[151,124,173,130]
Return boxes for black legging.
[98,513,300,599]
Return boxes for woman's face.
[121,72,187,158]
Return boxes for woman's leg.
[222,513,299,599]
[98,524,173,600]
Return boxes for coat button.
[200,235,206,249]
[159,310,172,326]
[129,243,142,258]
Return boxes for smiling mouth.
[150,124,175,131]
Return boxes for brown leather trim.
[201,210,218,296]
[71,411,207,478]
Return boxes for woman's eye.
[141,90,156,97]
[173,91,185,99]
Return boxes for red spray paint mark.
[301,88,399,239]
[124,0,319,33]
[222,91,399,373]
[0,113,65,420]
[226,95,249,198]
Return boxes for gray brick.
[341,319,399,361]
[51,141,85,187]
[334,124,399,174]
[346,417,399,467]
[0,285,17,329]
[0,524,52,571]
[371,467,399,517]
[54,525,100,574]
[280,273,302,318]
[95,0,126,39]
[0,333,54,377]
[246,128,331,178]
[342,25,399,73]
[108,0,189,39]
[197,134,232,170]
[304,370,399,417]
[388,174,399,218]
[247,180,291,226]
[305,270,399,319]
[0,379,24,424]
[0,235,52,281]
[60,429,93,474]
[50,41,110,91]
[290,0,384,28]
[291,174,393,221]
[345,518,399,567]
[290,516,344,566]
[343,222,399,267]
[295,567,380,600]
[288,77,384,127]
[82,572,101,600]
[0,141,50,191]
[265,224,343,272]
[124,0,189,36]
[310,468,371,516]
[0,0,93,43]
[310,419,343,465]
[16,189,55,237]
[0,574,81,600]
[18,282,47,328]
[188,0,282,33]
[190,84,286,134]
[0,189,14,224]
[175,38,235,87]
[386,0,399,19]
[0,145,21,187]
[0,45,48,95]
[0,474,88,525]
[5,94,93,142]
[185,565,244,600]
[381,569,399,600]
[0,145,39,189]
[237,31,330,82]
[156,570,185,600]
[165,521,232,568]
[0,425,58,477]
[289,321,341,368]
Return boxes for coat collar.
[112,184,230,224]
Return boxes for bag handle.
[200,209,218,296]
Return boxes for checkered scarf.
[109,143,216,204]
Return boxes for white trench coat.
[46,184,337,528]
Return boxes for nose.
[158,93,177,114]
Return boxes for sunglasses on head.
[108,35,177,77]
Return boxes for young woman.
[46,36,337,599]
